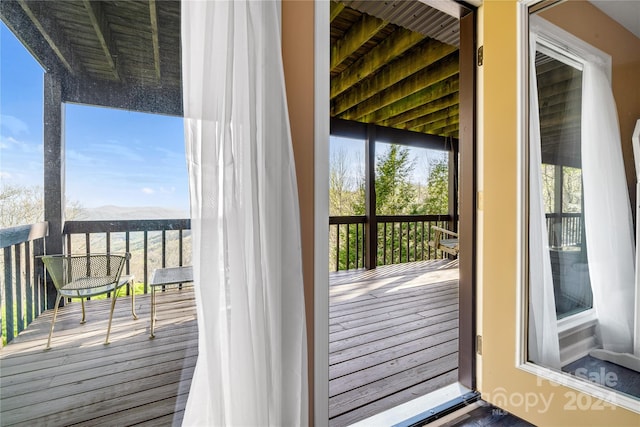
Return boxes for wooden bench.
[428,226,459,257]
[149,266,194,338]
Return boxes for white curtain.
[581,62,635,354]
[181,1,308,425]
[528,34,562,370]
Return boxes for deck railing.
[0,222,48,345]
[545,212,582,248]
[63,219,192,294]
[0,219,192,345]
[329,214,455,272]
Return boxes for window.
[525,13,638,404]
[534,49,592,320]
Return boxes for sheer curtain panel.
[181,1,308,425]
[581,62,635,354]
[528,33,562,370]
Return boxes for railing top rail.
[329,216,366,225]
[64,219,191,234]
[545,212,581,218]
[0,222,48,248]
[376,214,452,222]
[328,214,454,225]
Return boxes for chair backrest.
[40,253,130,290]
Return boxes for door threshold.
[347,383,478,427]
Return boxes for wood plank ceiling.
[0,0,181,115]
[330,1,461,139]
[3,0,467,137]
[535,51,583,168]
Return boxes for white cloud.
[0,135,42,154]
[141,187,155,194]
[91,143,144,162]
[0,115,29,136]
[0,171,13,179]
[67,149,94,163]
[0,135,20,149]
[159,186,176,194]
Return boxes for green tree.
[375,144,416,214]
[329,149,364,270]
[422,157,449,214]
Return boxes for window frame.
[517,4,638,413]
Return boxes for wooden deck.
[1,259,458,426]
[0,289,197,426]
[329,259,459,427]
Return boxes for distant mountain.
[76,205,189,221]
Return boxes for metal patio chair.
[40,253,138,349]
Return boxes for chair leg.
[45,293,63,350]
[104,293,119,345]
[80,298,86,324]
[130,281,138,320]
[150,286,156,339]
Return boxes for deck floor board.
[1,259,458,426]
[329,259,459,426]
[1,289,197,426]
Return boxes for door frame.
[313,1,477,423]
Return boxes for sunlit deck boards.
[0,289,197,426]
[329,259,459,427]
[2,261,458,426]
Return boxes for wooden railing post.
[365,124,377,270]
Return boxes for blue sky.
[0,23,189,211]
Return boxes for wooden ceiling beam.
[331,28,424,98]
[330,1,345,23]
[539,105,580,125]
[540,112,581,129]
[0,0,65,74]
[537,88,581,111]
[403,104,459,130]
[17,0,79,74]
[337,52,459,121]
[427,123,459,136]
[332,45,458,116]
[331,13,387,71]
[149,0,161,81]
[61,73,182,116]
[537,77,582,99]
[535,57,566,75]
[360,75,459,124]
[537,66,581,87]
[82,0,120,81]
[382,92,459,127]
[412,115,459,134]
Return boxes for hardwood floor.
[0,289,197,426]
[329,259,460,426]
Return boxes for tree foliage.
[329,144,451,219]
[422,157,449,214]
[540,164,582,214]
[328,143,454,270]
[329,148,358,216]
[0,183,84,228]
[375,145,416,214]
